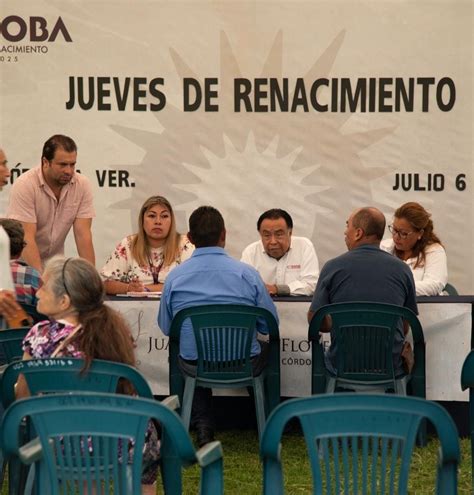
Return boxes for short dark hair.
[257,209,293,231]
[0,218,25,257]
[189,206,225,248]
[42,135,77,162]
[352,207,386,240]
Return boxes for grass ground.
[2,431,470,494]
[158,430,472,494]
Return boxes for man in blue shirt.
[158,206,278,446]
[308,207,417,375]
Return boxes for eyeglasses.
[388,225,416,239]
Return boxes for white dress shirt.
[0,226,14,291]
[241,236,319,296]
[380,238,448,296]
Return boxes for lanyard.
[148,255,164,285]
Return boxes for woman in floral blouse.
[101,195,194,294]
[16,256,159,493]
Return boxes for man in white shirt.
[0,147,22,320]
[241,209,319,296]
[0,148,11,191]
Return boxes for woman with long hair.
[101,195,193,294]
[381,202,448,295]
[15,256,159,493]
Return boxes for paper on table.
[116,292,162,298]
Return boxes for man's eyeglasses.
[388,225,416,239]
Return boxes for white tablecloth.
[106,299,472,401]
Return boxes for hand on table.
[265,284,278,296]
[127,279,146,292]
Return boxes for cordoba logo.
[0,15,72,42]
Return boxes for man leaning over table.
[158,205,278,448]
[241,208,319,296]
[7,134,95,272]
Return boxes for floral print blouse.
[100,234,194,284]
[22,319,83,358]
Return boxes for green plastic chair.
[169,304,280,440]
[1,359,197,494]
[308,302,425,398]
[0,327,30,365]
[260,394,460,495]
[0,327,30,493]
[0,359,156,495]
[460,350,474,489]
[0,358,155,409]
[1,392,224,495]
[443,283,459,296]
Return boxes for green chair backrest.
[460,350,474,489]
[169,304,279,388]
[260,394,460,495]
[0,358,154,409]
[1,392,224,495]
[0,327,30,364]
[443,283,459,296]
[308,302,425,389]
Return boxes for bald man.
[307,207,417,375]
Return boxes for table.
[106,296,474,401]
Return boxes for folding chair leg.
[181,377,196,431]
[24,464,35,495]
[395,378,407,396]
[253,378,266,441]
[326,377,336,393]
[160,431,183,495]
[0,457,5,490]
[8,457,29,495]
[264,371,280,417]
[417,419,427,447]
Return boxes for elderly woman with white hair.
[16,256,160,493]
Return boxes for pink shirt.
[7,166,95,261]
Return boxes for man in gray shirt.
[308,207,417,374]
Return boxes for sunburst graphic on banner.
[176,134,327,254]
[111,29,395,257]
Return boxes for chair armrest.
[311,337,327,394]
[195,440,223,467]
[18,437,45,465]
[161,395,180,411]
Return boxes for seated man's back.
[159,243,277,359]
[309,207,417,375]
[158,206,278,447]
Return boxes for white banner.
[0,1,472,292]
[106,298,471,401]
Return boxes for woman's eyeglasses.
[388,225,416,239]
